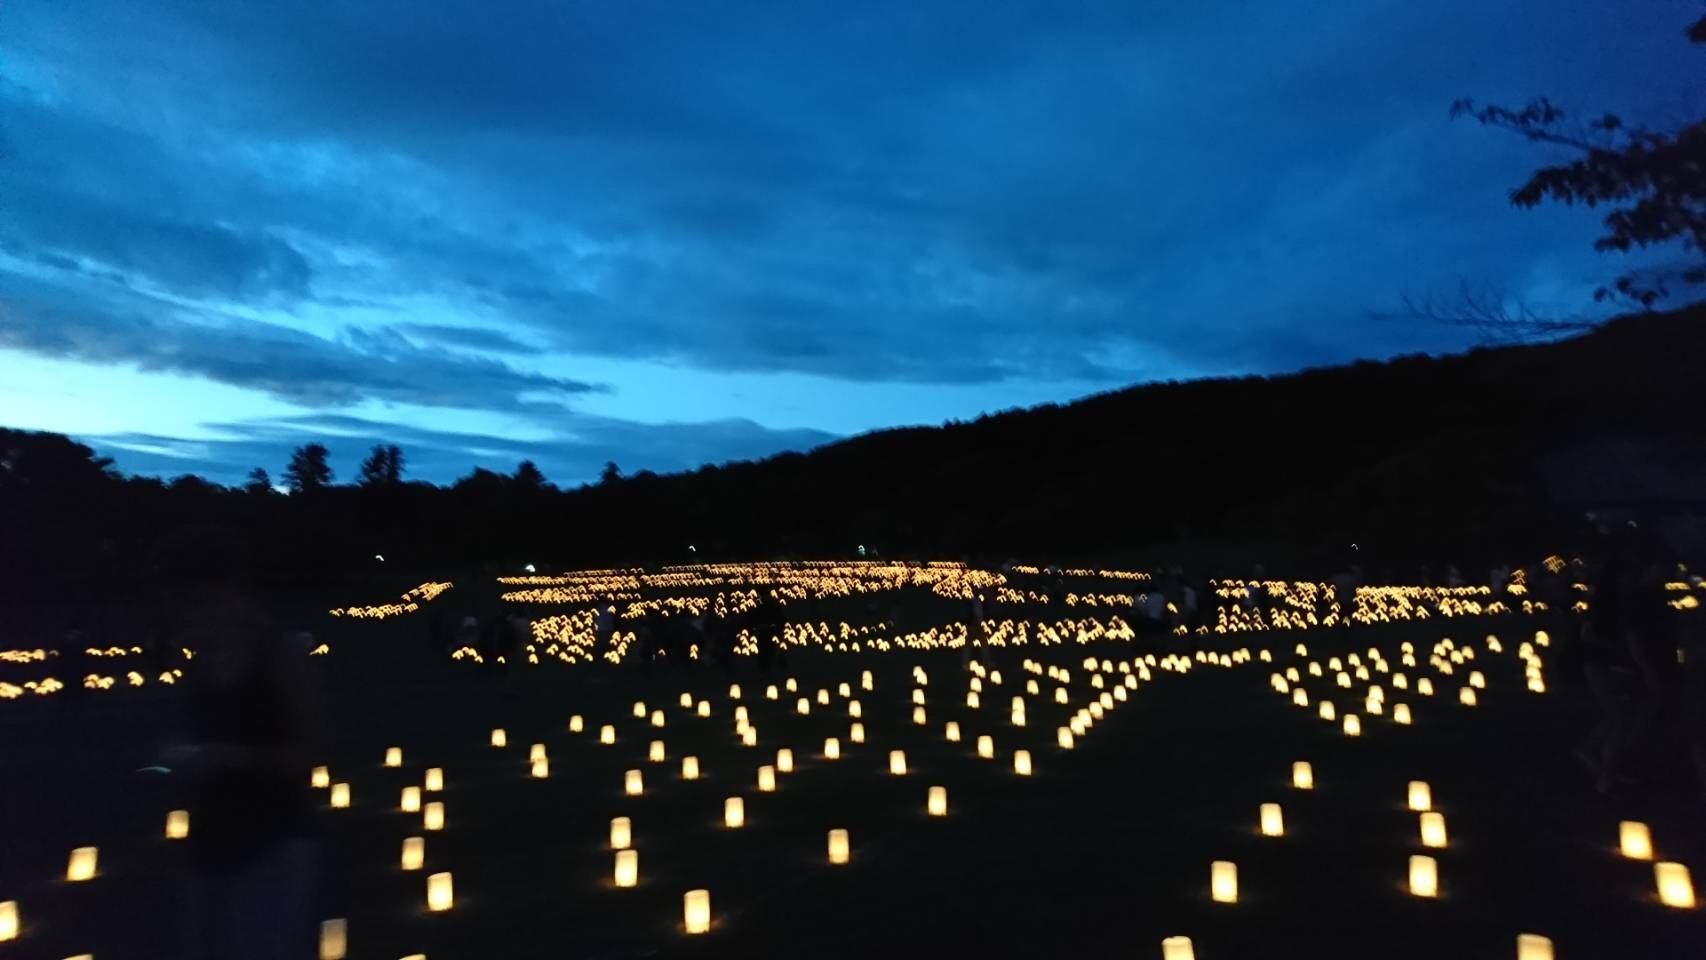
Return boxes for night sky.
[1,1,1697,485]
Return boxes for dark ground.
[2,615,1703,959]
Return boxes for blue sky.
[1,1,1699,485]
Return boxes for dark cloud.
[398,323,543,355]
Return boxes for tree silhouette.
[600,461,621,485]
[357,444,404,486]
[284,443,334,493]
[245,467,275,495]
[514,460,548,489]
[1452,15,1706,307]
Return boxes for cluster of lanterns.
[328,580,453,619]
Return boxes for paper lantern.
[569,715,584,733]
[1026,679,1039,695]
[1013,750,1032,776]
[977,735,995,759]
[319,918,347,959]
[1342,715,1361,737]
[838,682,851,697]
[966,692,981,709]
[1408,855,1438,897]
[848,700,863,718]
[1318,701,1336,722]
[66,846,97,882]
[1407,780,1431,812]
[1057,727,1075,750]
[729,683,742,699]
[945,721,961,742]
[425,871,454,912]
[1393,703,1412,725]
[1655,862,1695,908]
[766,685,779,700]
[330,783,351,809]
[827,828,850,864]
[1099,692,1114,709]
[684,889,711,934]
[633,701,647,718]
[0,901,16,941]
[861,670,873,690]
[889,750,907,775]
[823,737,841,760]
[614,850,638,888]
[1055,688,1069,704]
[1417,678,1434,696]
[850,722,866,743]
[1292,688,1308,707]
[1469,671,1485,689]
[742,726,758,747]
[401,836,424,870]
[1459,687,1477,706]
[609,817,632,850]
[914,706,928,725]
[531,757,549,779]
[757,765,776,792]
[1010,708,1026,727]
[1420,811,1447,848]
[530,743,547,763]
[401,786,422,812]
[1292,761,1314,790]
[166,809,190,839]
[1260,803,1283,837]
[600,725,616,745]
[311,765,330,788]
[696,701,711,717]
[385,747,403,768]
[1516,933,1554,960]
[1620,821,1653,860]
[425,767,443,792]
[817,689,830,706]
[1161,935,1195,960]
[682,755,701,780]
[680,692,694,709]
[1089,702,1104,720]
[725,796,745,828]
[490,728,507,748]
[776,748,795,773]
[626,770,644,795]
[650,740,667,763]
[651,709,666,728]
[927,785,948,816]
[1210,861,1237,903]
[735,705,749,723]
[423,801,444,831]
[786,678,799,692]
[796,698,811,716]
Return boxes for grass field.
[1,579,1703,959]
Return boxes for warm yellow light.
[1418,678,1434,696]
[823,737,841,759]
[423,801,444,831]
[1409,854,1438,897]
[682,755,701,780]
[650,740,667,763]
[1260,803,1283,837]
[758,765,776,792]
[766,685,778,700]
[529,743,547,763]
[1469,670,1485,689]
[1057,727,1074,750]
[1210,860,1238,903]
[0,901,16,941]
[724,797,745,828]
[913,706,928,725]
[850,722,865,743]
[401,786,422,812]
[1420,811,1447,848]
[696,701,711,717]
[796,698,811,716]
[1010,708,1026,727]
[1293,761,1313,790]
[1055,688,1069,704]
[837,682,851,697]
[330,783,351,809]
[966,691,981,709]
[827,828,850,864]
[1459,687,1477,706]
[1161,935,1195,960]
[490,728,507,748]
[889,750,907,775]
[848,700,863,718]
[1292,688,1308,707]
[166,809,190,839]
[651,709,666,728]
[610,817,631,850]
[680,692,694,709]
[1343,715,1361,737]
[1013,749,1032,776]
[614,849,638,888]
[1393,703,1412,725]
[861,670,873,691]
[600,725,616,745]
[569,715,584,733]
[1318,701,1335,722]
[976,735,994,759]
[633,701,647,718]
[402,836,424,870]
[729,683,742,699]
[385,747,403,767]
[311,765,330,788]
[1620,821,1653,860]
[427,871,453,911]
[319,918,347,959]
[1655,862,1695,908]
[626,769,644,795]
[927,785,948,816]
[531,757,550,779]
[1516,933,1554,960]
[1407,780,1432,811]
[684,888,711,934]
[425,767,443,792]
[786,678,799,692]
[777,748,795,773]
[66,846,97,882]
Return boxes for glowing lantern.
[777,748,794,773]
[1057,727,1075,750]
[757,765,776,792]
[490,728,507,748]
[945,721,962,742]
[1459,687,1477,706]
[729,684,742,699]
[914,706,928,725]
[166,809,190,839]
[966,692,981,709]
[1469,671,1485,689]
[1409,855,1438,897]
[796,698,811,716]
[741,727,758,747]
[651,709,666,728]
[425,871,453,912]
[1318,701,1336,722]
[1010,708,1026,727]
[823,737,841,760]
[827,828,850,864]
[330,783,351,809]
[1342,715,1362,737]
[1620,821,1653,860]
[1393,703,1412,725]
[1055,688,1069,704]
[401,836,424,870]
[320,919,347,959]
[401,787,422,812]
[423,801,444,831]
[817,689,830,706]
[569,715,584,733]
[625,769,644,795]
[0,901,15,942]
[1292,689,1308,707]
[614,850,638,888]
[697,701,711,717]
[1210,861,1238,903]
[724,797,745,828]
[1655,862,1695,908]
[425,767,443,792]
[1417,678,1434,696]
[65,847,97,882]
[1292,762,1314,790]
[681,755,701,780]
[977,735,995,759]
[680,692,693,709]
[1161,935,1195,960]
[838,682,851,697]
[650,740,667,763]
[610,817,631,850]
[848,700,863,718]
[735,706,749,723]
[1407,781,1432,811]
[786,678,799,692]
[311,766,330,788]
[600,725,616,745]
[385,747,403,767]
[684,889,711,934]
[1420,811,1447,848]
[861,670,873,691]
[1516,934,1554,960]
[928,786,948,816]
[633,701,647,718]
[889,750,907,775]
[1260,803,1283,837]
[529,743,547,763]
[850,723,866,743]
[1014,750,1032,776]
[1089,703,1104,720]
[531,757,550,779]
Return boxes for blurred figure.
[173,586,323,960]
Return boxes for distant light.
[524,563,536,573]
[375,554,385,562]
